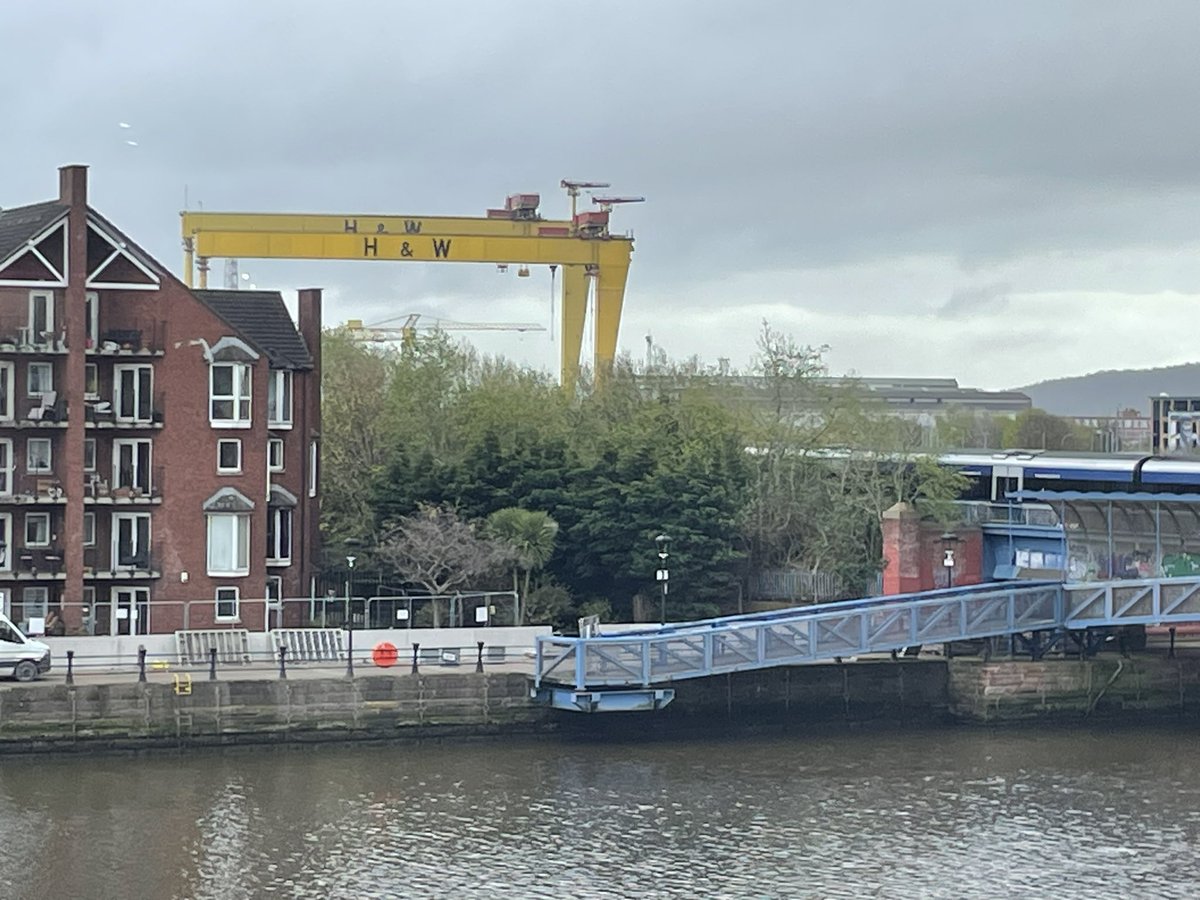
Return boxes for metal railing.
[38,640,523,686]
[955,501,1061,528]
[68,593,523,636]
[535,576,1200,690]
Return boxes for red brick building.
[0,165,321,634]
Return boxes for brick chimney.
[58,164,88,208]
[297,288,322,386]
[296,288,323,591]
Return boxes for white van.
[0,612,51,682]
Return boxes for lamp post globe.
[654,534,671,624]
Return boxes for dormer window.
[210,363,252,427]
[206,337,258,429]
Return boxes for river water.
[1,726,1197,899]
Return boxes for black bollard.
[209,647,218,681]
[65,650,74,686]
[1169,626,1177,660]
[278,645,288,680]
[476,641,485,674]
[411,642,420,675]
[137,646,147,683]
[345,627,355,679]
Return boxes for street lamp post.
[940,532,959,589]
[344,554,356,677]
[655,534,671,624]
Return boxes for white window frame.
[0,514,10,571]
[18,587,49,630]
[210,362,252,428]
[267,370,293,428]
[111,587,150,636]
[83,438,96,473]
[84,363,98,400]
[0,440,12,495]
[267,438,284,473]
[24,512,50,548]
[85,290,99,349]
[113,364,153,423]
[26,438,51,474]
[215,586,240,622]
[83,512,95,547]
[206,513,250,576]
[217,439,242,474]
[112,512,151,570]
[308,440,318,497]
[0,362,13,421]
[27,362,52,398]
[266,507,292,567]
[112,439,152,493]
[28,290,53,344]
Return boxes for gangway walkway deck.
[532,577,1200,711]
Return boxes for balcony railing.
[85,466,164,504]
[89,320,165,356]
[0,318,166,355]
[93,552,160,580]
[0,546,68,580]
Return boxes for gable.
[0,206,162,290]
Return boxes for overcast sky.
[5,1,1200,391]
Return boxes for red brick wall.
[0,168,324,634]
[882,503,983,594]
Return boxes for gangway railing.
[534,576,1200,693]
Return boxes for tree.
[934,408,1005,449]
[1002,408,1090,451]
[375,504,505,626]
[485,507,559,625]
[319,329,397,548]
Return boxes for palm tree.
[485,507,559,625]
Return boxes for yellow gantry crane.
[180,182,640,388]
[345,314,546,352]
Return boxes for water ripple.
[0,727,1198,898]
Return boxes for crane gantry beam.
[180,204,636,389]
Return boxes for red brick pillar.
[60,165,89,633]
[882,502,924,595]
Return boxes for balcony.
[88,552,160,581]
[0,315,68,356]
[86,322,165,357]
[85,396,163,430]
[0,478,69,505]
[0,546,67,582]
[84,467,164,505]
[0,394,70,429]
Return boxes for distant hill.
[1016,363,1200,417]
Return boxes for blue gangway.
[532,577,1200,711]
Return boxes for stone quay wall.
[2,657,1199,754]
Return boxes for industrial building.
[0,166,321,635]
[1150,395,1200,454]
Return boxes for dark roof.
[194,290,314,370]
[0,201,66,263]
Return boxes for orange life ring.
[372,641,399,668]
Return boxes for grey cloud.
[938,283,1012,319]
[5,1,1200,380]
